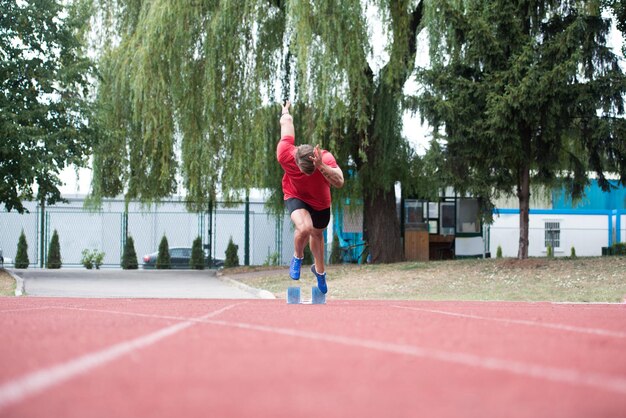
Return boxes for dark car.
[142,247,223,269]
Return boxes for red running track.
[0,297,625,418]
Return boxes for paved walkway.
[10,269,274,299]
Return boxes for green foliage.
[263,251,281,267]
[15,230,29,269]
[303,245,313,266]
[417,0,626,258]
[0,0,96,213]
[47,230,62,269]
[156,236,171,269]
[121,236,138,269]
[570,246,577,259]
[225,237,239,268]
[611,242,626,255]
[330,235,343,264]
[190,236,205,270]
[81,249,105,269]
[496,245,503,259]
[86,1,428,263]
[547,245,554,259]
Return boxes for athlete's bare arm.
[312,145,344,188]
[280,100,295,138]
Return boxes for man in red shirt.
[277,100,344,294]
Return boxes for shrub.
[81,249,105,269]
[190,236,205,270]
[121,236,138,269]
[329,234,342,264]
[263,251,281,266]
[81,249,93,269]
[496,245,502,259]
[612,242,626,255]
[546,245,554,258]
[15,230,29,269]
[225,237,239,268]
[47,230,62,269]
[570,246,577,258]
[156,235,171,269]
[303,244,313,265]
[93,250,105,269]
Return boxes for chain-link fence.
[0,198,297,268]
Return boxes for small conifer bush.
[47,230,62,269]
[190,236,205,270]
[224,237,239,268]
[121,236,138,269]
[15,230,29,269]
[156,235,171,269]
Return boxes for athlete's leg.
[291,208,314,258]
[309,228,325,274]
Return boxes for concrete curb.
[217,275,276,299]
[3,269,24,296]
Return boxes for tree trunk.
[517,163,531,259]
[363,187,403,263]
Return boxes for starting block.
[287,286,326,305]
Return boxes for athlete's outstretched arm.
[280,100,295,138]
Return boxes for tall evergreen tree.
[190,236,205,270]
[15,230,29,269]
[47,230,62,269]
[156,235,171,269]
[0,0,95,213]
[121,236,138,269]
[85,0,430,263]
[417,0,626,258]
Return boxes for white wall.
[490,210,611,257]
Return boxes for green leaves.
[1,0,95,212]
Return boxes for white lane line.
[0,306,54,314]
[390,305,626,339]
[36,306,626,394]
[0,302,243,411]
[200,318,626,395]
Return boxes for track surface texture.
[0,297,624,418]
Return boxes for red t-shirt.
[276,135,338,210]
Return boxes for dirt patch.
[0,269,16,296]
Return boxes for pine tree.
[46,230,62,269]
[156,235,170,269]
[121,236,138,269]
[15,230,29,269]
[190,236,205,270]
[418,0,626,259]
[224,237,239,268]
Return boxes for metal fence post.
[207,199,213,267]
[244,194,250,266]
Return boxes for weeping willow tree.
[86,0,428,263]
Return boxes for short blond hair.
[296,145,315,175]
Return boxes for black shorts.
[285,198,331,229]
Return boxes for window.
[440,202,455,235]
[545,221,560,249]
[456,198,480,234]
[405,200,425,225]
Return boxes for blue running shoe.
[289,256,303,280]
[311,265,328,294]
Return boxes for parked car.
[142,247,224,269]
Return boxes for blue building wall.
[552,180,626,210]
